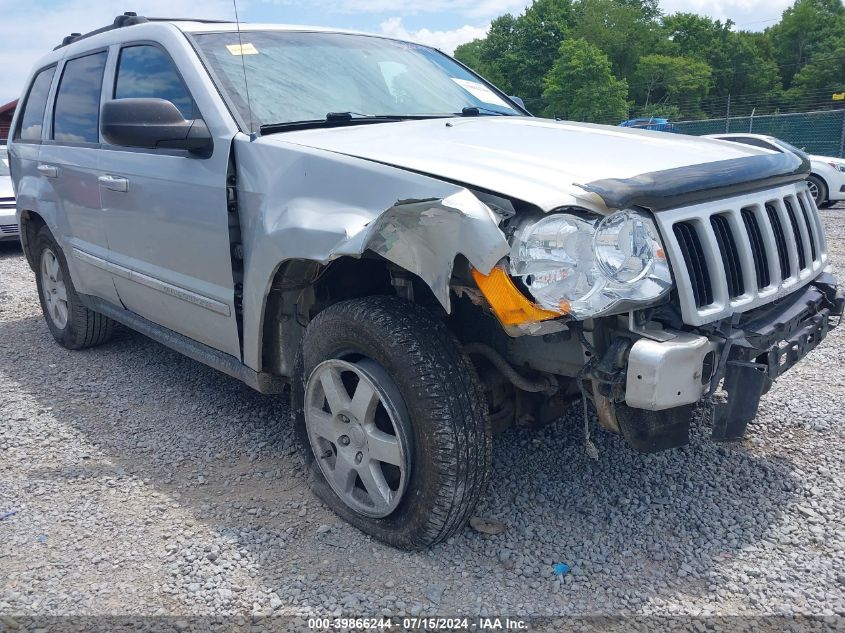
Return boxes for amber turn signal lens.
[471,266,561,326]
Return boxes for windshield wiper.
[260,112,451,135]
[460,106,512,117]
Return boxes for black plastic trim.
[578,152,811,211]
[79,293,285,394]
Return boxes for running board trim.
[79,294,285,394]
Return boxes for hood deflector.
[577,151,811,211]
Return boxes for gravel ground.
[1,206,844,625]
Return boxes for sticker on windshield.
[451,78,509,108]
[226,43,259,56]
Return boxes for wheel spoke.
[55,285,67,303]
[357,461,392,511]
[306,408,337,442]
[48,253,59,279]
[319,367,350,414]
[329,454,358,495]
[366,428,403,466]
[349,378,379,423]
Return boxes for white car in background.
[706,133,845,208]
[0,146,19,241]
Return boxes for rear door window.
[52,51,108,144]
[114,45,194,119]
[725,136,781,152]
[16,66,56,141]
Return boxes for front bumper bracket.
[710,273,842,441]
[711,361,771,441]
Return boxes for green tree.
[632,54,712,117]
[456,0,576,113]
[542,38,629,122]
[506,0,576,111]
[661,13,781,114]
[638,103,681,120]
[572,0,667,79]
[790,47,845,95]
[453,39,486,75]
[769,0,845,88]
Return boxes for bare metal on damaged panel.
[625,333,719,411]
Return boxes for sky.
[0,0,797,104]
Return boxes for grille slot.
[741,208,770,290]
[796,194,818,262]
[673,221,713,308]
[0,224,18,234]
[783,199,807,270]
[710,214,745,298]
[765,203,790,281]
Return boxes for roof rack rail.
[145,17,233,24]
[54,12,232,50]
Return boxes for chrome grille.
[655,182,828,326]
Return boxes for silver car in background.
[0,147,18,240]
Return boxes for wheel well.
[18,210,47,270]
[259,254,443,376]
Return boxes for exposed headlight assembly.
[509,209,673,319]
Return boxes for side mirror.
[509,95,527,111]
[101,98,213,154]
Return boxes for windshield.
[192,31,521,129]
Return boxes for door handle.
[37,164,58,178]
[98,175,129,193]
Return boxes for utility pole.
[725,94,731,133]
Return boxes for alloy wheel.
[41,248,69,329]
[304,358,412,518]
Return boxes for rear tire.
[292,296,491,549]
[34,226,114,350]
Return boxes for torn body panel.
[234,136,510,372]
[344,189,510,311]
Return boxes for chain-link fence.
[672,108,845,158]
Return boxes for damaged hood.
[268,117,774,212]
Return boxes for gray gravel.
[1,206,844,620]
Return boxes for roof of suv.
[53,12,380,52]
[26,13,407,79]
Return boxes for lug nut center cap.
[349,424,366,449]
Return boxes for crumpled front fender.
[340,189,510,311]
[236,138,510,371]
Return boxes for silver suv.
[9,13,843,549]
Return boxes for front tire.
[807,174,828,207]
[34,226,114,350]
[292,296,491,549]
